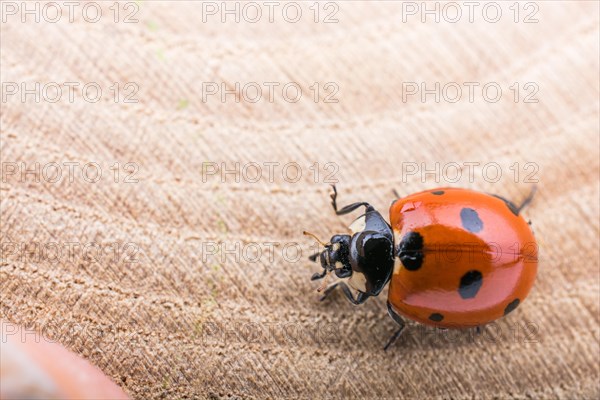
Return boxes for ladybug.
[305,185,538,350]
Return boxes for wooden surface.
[1,2,599,399]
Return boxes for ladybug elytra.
[305,185,538,350]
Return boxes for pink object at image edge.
[0,320,129,400]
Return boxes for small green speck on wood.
[177,99,189,110]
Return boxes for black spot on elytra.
[429,313,444,322]
[432,190,445,195]
[491,194,520,216]
[397,231,424,271]
[458,270,483,299]
[460,208,483,233]
[504,299,520,315]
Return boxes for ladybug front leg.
[319,282,369,305]
[308,252,320,262]
[311,270,327,281]
[330,185,374,215]
[383,302,406,351]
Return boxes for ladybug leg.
[319,282,369,305]
[342,285,369,305]
[330,185,374,215]
[311,271,327,281]
[319,282,340,300]
[392,189,400,198]
[516,185,537,214]
[334,268,352,279]
[491,185,537,216]
[384,302,406,351]
[313,262,351,282]
[308,252,320,262]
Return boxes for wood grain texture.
[1,2,599,399]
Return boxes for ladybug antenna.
[303,231,330,247]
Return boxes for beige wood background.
[1,1,599,399]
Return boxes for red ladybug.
[305,186,538,350]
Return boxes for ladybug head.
[319,234,352,276]
[305,232,352,278]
